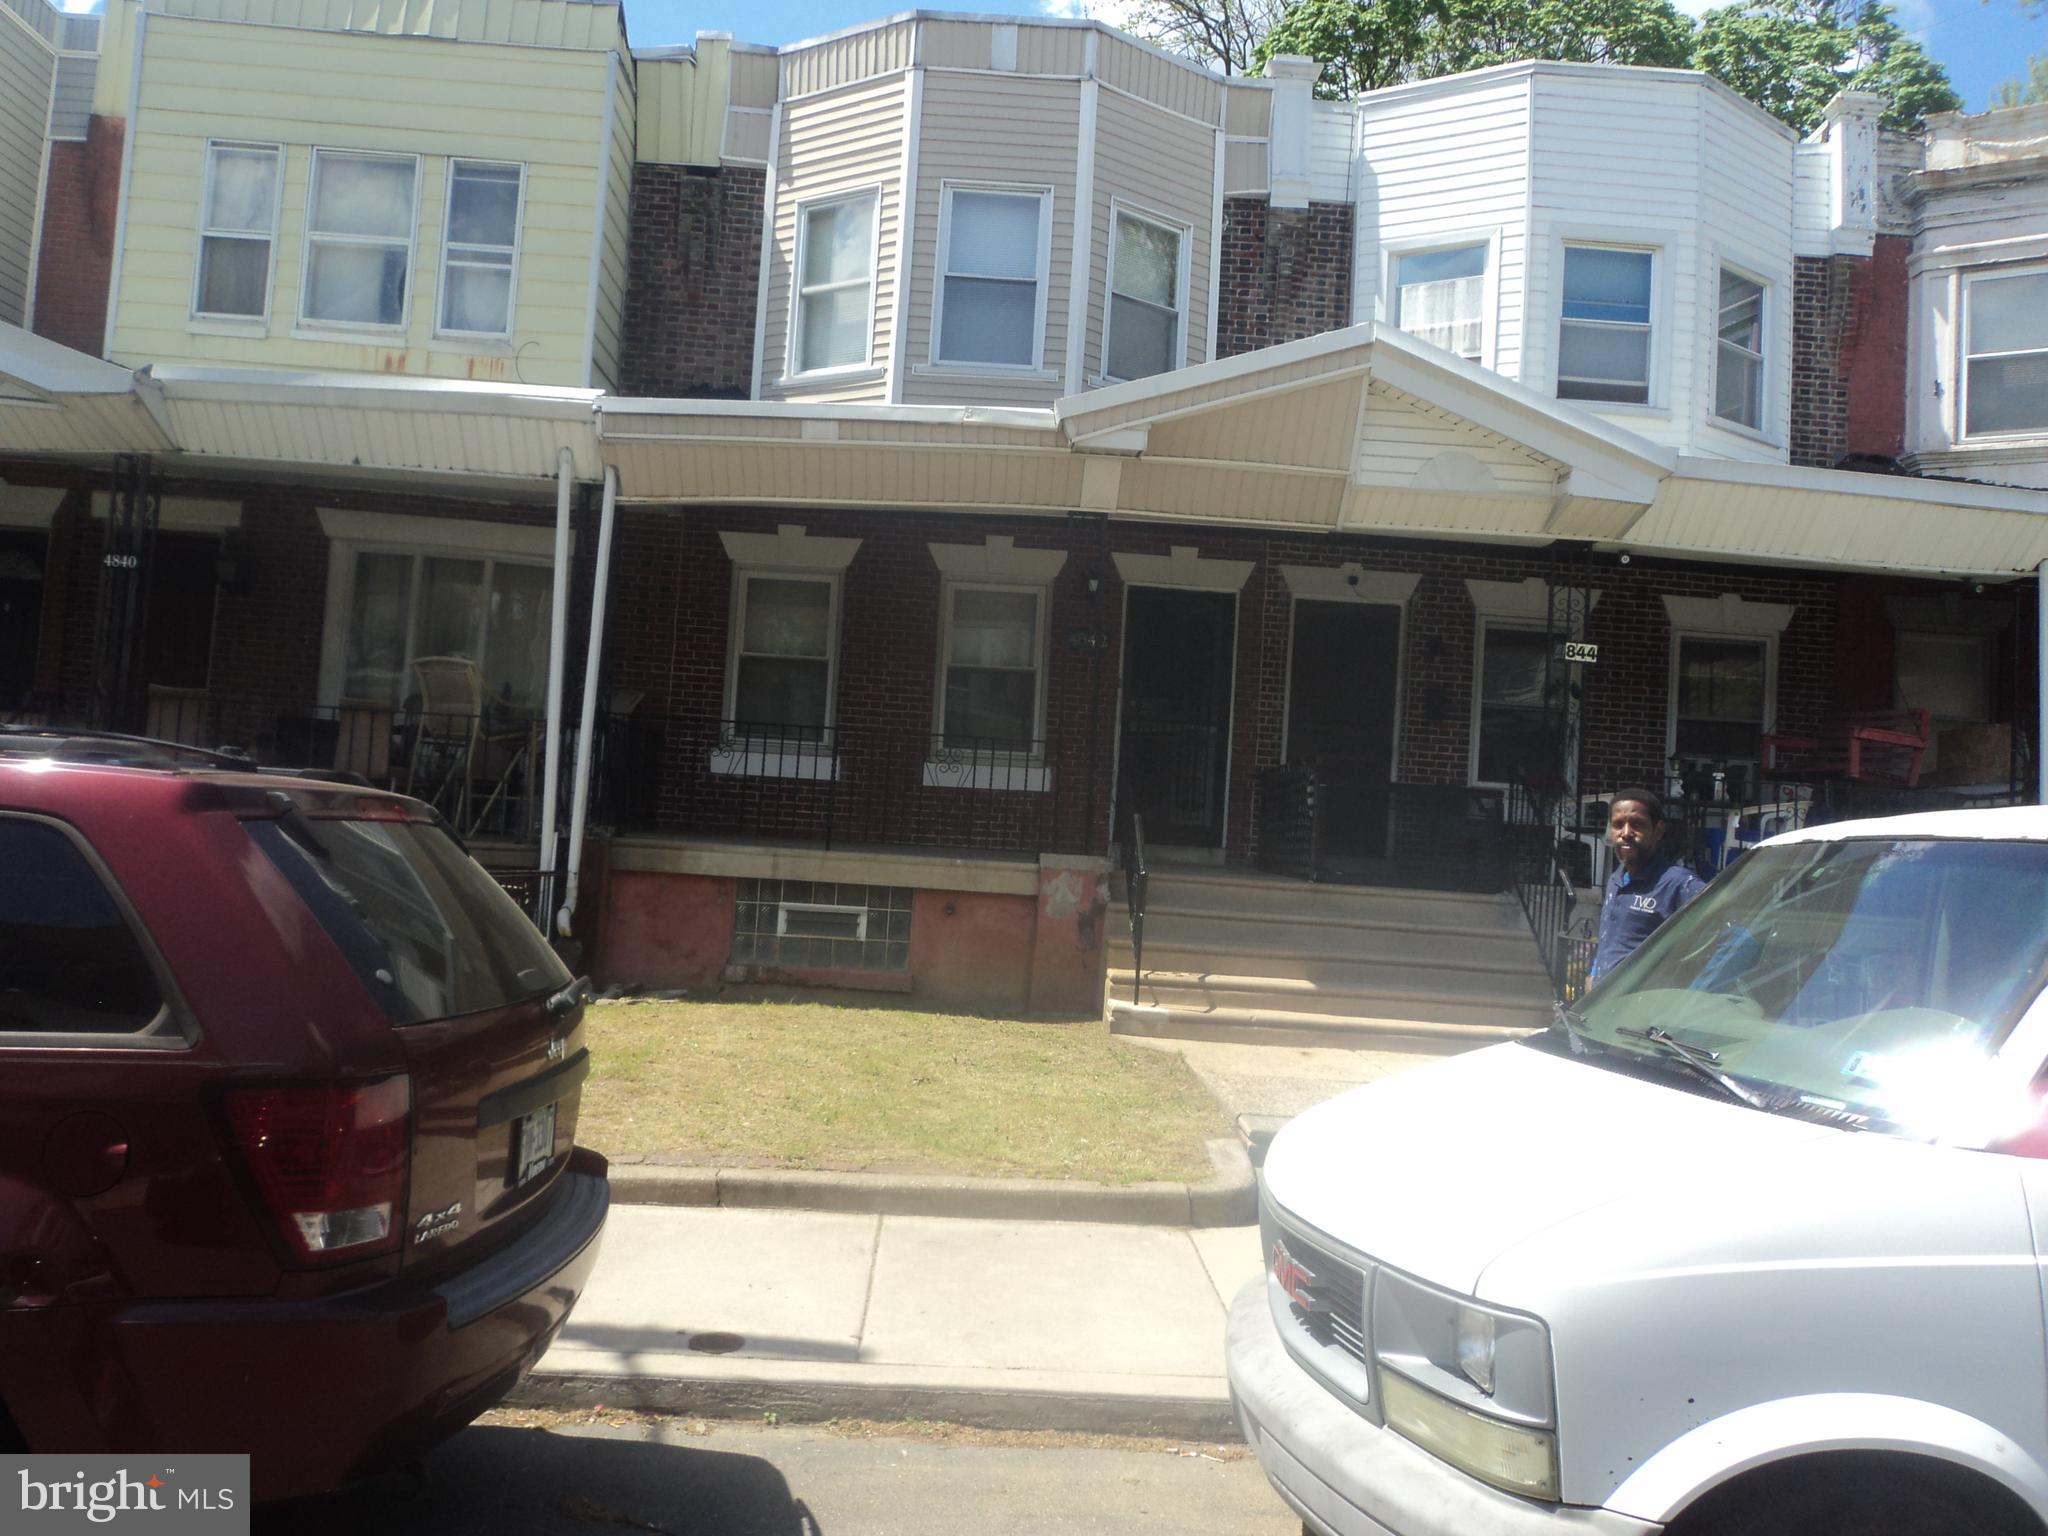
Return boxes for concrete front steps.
[1105,866,1554,1048]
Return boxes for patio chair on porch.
[1760,708,1932,790]
[406,656,529,832]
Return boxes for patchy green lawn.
[574,999,1229,1184]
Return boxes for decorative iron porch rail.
[1253,763,1322,881]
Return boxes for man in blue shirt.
[1589,788,1707,985]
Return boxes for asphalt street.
[255,1417,1300,1536]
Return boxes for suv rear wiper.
[1617,1025,1772,1111]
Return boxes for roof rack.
[0,724,254,771]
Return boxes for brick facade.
[31,117,122,357]
[617,164,765,399]
[1215,198,1354,359]
[1789,236,1910,469]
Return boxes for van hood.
[1259,1041,1838,1296]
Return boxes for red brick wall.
[1789,236,1909,468]
[617,164,765,399]
[32,117,122,356]
[1215,198,1354,359]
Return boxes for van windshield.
[1565,838,2048,1136]
[250,815,571,1024]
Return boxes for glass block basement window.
[733,880,911,971]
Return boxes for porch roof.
[9,321,2048,579]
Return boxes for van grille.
[1266,1216,1370,1369]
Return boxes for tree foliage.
[1993,53,2048,108]
[1106,0,1291,75]
[1692,1,1959,134]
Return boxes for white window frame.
[1383,231,1496,367]
[776,903,868,941]
[1711,261,1770,437]
[715,566,844,780]
[925,181,1056,377]
[1468,620,1554,790]
[191,139,283,327]
[435,158,527,343]
[312,508,555,711]
[787,188,881,379]
[933,578,1050,751]
[1101,200,1190,384]
[1665,631,1779,775]
[1960,264,2048,442]
[1555,239,1660,410]
[298,148,424,335]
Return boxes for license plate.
[512,1101,557,1188]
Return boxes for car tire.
[1679,1456,2035,1536]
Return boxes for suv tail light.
[222,1077,410,1263]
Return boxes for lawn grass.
[574,999,1230,1184]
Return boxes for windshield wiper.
[1616,1025,1773,1111]
[1551,1000,1603,1056]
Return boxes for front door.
[0,531,45,709]
[1119,587,1236,849]
[1287,600,1401,861]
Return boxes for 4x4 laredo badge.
[414,1201,462,1244]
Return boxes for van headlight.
[1373,1269,1559,1501]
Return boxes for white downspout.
[556,464,618,938]
[538,448,574,911]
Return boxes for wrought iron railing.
[657,718,1083,855]
[1506,776,1581,1001]
[265,704,545,838]
[1253,763,1322,881]
[1116,751,1148,1005]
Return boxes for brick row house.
[8,1,2048,1030]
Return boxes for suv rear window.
[249,815,571,1024]
[0,817,164,1034]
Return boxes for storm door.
[1285,599,1401,861]
[1118,587,1236,848]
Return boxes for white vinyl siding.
[765,73,905,401]
[193,141,281,321]
[1962,268,2048,439]
[904,70,1077,408]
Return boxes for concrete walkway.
[520,1203,1265,1437]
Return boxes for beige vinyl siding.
[901,71,1078,409]
[636,49,727,168]
[1354,383,1559,494]
[140,0,624,50]
[1223,83,1268,139]
[1097,33,1220,126]
[92,0,134,114]
[0,4,55,327]
[731,48,777,106]
[763,73,906,401]
[1357,78,1529,378]
[591,51,634,388]
[781,19,911,100]
[1223,141,1265,196]
[107,12,614,385]
[919,19,989,71]
[1089,87,1217,380]
[1,0,56,47]
[1016,24,1084,77]
[51,52,94,139]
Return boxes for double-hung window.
[1715,268,1766,431]
[195,142,280,320]
[439,161,523,338]
[1394,244,1485,361]
[1473,626,1557,785]
[339,548,552,712]
[303,150,419,330]
[1105,208,1184,382]
[1558,245,1653,404]
[1963,268,2048,437]
[728,573,837,737]
[1672,636,1768,776]
[938,584,1045,750]
[793,192,877,374]
[935,186,1048,369]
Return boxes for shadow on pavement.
[257,1425,816,1536]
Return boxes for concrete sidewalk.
[518,1203,1264,1438]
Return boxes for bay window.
[302,150,419,329]
[1394,244,1485,361]
[1963,268,2048,437]
[1105,208,1184,382]
[793,191,877,374]
[438,160,523,338]
[934,185,1049,369]
[195,142,280,320]
[1558,245,1653,404]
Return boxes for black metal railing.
[1254,763,1323,881]
[657,718,1083,855]
[266,704,546,838]
[1505,776,1582,1002]
[1116,751,1148,1005]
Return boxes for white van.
[1227,808,2048,1536]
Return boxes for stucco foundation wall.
[598,869,735,993]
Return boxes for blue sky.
[617,0,2042,114]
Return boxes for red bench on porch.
[1760,708,1932,788]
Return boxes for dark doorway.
[0,531,46,709]
[1286,600,1401,862]
[1119,587,1236,848]
[142,533,221,691]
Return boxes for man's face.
[1608,799,1663,872]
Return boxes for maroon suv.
[0,731,608,1501]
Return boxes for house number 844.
[1563,641,1599,665]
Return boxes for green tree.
[1692,1,1960,133]
[1256,0,1695,97]
[1992,53,2048,107]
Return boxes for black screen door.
[1286,600,1401,860]
[1119,587,1236,847]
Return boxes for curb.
[603,1136,1257,1227]
[508,1370,1240,1441]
